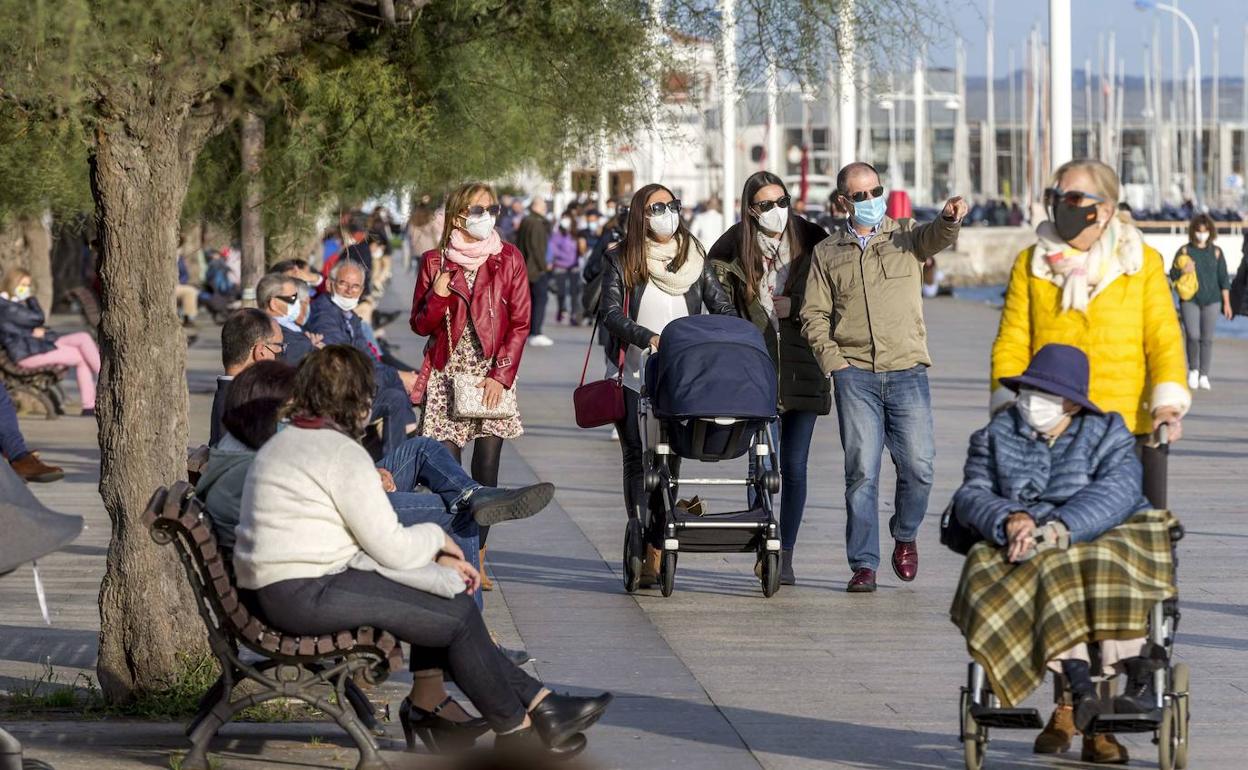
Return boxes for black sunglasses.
[753,195,791,213]
[262,341,288,355]
[274,293,299,305]
[1043,188,1105,207]
[844,186,884,203]
[464,204,502,217]
[644,200,682,216]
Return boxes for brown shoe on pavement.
[478,547,495,591]
[846,567,877,593]
[640,545,662,588]
[10,452,64,483]
[891,540,918,582]
[1033,704,1075,754]
[1081,733,1129,764]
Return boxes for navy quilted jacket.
[0,297,57,362]
[952,408,1150,546]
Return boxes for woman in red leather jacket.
[410,182,532,587]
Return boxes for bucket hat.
[998,343,1103,415]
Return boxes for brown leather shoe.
[891,540,918,582]
[1033,705,1075,754]
[10,452,64,483]
[1081,733,1129,764]
[640,545,661,587]
[478,547,495,591]
[846,568,876,593]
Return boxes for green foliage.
[0,105,90,221]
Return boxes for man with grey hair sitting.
[257,272,321,365]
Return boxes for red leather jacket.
[410,243,531,388]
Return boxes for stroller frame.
[622,372,783,598]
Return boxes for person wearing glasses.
[707,171,831,585]
[600,183,736,585]
[410,182,531,591]
[210,308,285,446]
[800,162,967,594]
[257,272,323,366]
[990,159,1188,765]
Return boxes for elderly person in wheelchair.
[949,344,1179,765]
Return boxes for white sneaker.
[1199,375,1211,390]
[1187,370,1199,389]
[528,334,554,347]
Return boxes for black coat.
[279,323,316,366]
[599,241,736,359]
[0,297,57,362]
[707,217,831,414]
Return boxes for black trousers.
[614,388,679,548]
[257,571,542,731]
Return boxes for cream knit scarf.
[646,236,704,296]
[1032,215,1144,312]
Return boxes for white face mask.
[1016,388,1070,434]
[560,217,573,231]
[331,293,359,312]
[13,285,31,301]
[463,213,496,240]
[1194,231,1209,246]
[281,297,301,324]
[648,209,679,239]
[756,206,789,234]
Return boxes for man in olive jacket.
[800,162,967,592]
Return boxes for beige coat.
[800,215,960,373]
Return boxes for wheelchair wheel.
[659,550,677,597]
[960,689,987,770]
[1173,663,1190,769]
[623,519,644,593]
[760,551,780,598]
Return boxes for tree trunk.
[239,111,266,305]
[92,108,215,703]
[0,214,56,311]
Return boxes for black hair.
[736,171,793,304]
[221,308,274,370]
[222,360,296,450]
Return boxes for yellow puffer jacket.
[991,243,1189,435]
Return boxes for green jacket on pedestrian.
[1169,243,1230,307]
[800,214,960,374]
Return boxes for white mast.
[1049,0,1073,167]
[837,0,858,169]
[982,0,998,197]
[954,37,970,198]
[913,52,927,205]
[766,61,780,172]
[718,0,737,211]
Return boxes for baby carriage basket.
[623,314,782,598]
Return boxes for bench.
[144,481,404,770]
[0,348,65,419]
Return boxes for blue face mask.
[851,194,886,228]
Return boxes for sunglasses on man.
[644,200,682,216]
[753,195,791,213]
[274,293,299,305]
[843,186,885,203]
[464,204,502,217]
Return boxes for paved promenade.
[3,270,1248,769]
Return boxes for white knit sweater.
[233,426,446,590]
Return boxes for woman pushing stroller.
[949,344,1178,764]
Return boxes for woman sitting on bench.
[233,345,611,757]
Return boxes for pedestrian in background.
[549,215,581,325]
[709,171,830,585]
[800,162,966,594]
[690,197,726,247]
[517,197,554,347]
[1170,213,1232,391]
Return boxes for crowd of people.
[3,152,1244,763]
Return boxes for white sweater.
[233,426,446,590]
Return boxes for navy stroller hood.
[645,315,777,419]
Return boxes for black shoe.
[398,696,490,753]
[1113,656,1158,713]
[499,644,534,666]
[530,692,613,749]
[1060,660,1103,733]
[468,483,555,527]
[779,549,796,585]
[495,726,587,759]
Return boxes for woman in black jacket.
[600,183,735,586]
[708,172,830,585]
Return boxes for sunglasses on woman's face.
[845,186,885,203]
[753,195,791,213]
[464,204,502,217]
[1043,188,1104,207]
[644,200,682,216]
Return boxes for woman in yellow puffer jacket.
[989,159,1189,765]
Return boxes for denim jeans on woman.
[748,409,819,550]
[0,382,30,461]
[831,365,935,571]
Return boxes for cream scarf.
[646,236,704,296]
[1032,215,1144,312]
[755,230,792,328]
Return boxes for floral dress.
[420,270,523,447]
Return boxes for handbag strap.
[578,289,628,387]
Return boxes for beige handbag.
[450,372,518,420]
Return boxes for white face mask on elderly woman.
[1016,388,1071,435]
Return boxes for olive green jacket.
[799,215,960,373]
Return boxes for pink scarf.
[445,228,502,271]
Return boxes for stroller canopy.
[646,315,777,419]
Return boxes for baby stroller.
[623,314,782,598]
[957,431,1189,769]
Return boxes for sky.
[920,0,1248,79]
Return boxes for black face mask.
[1051,201,1100,243]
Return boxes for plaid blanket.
[950,509,1177,707]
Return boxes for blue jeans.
[832,365,934,571]
[0,382,29,460]
[380,436,483,609]
[371,381,418,458]
[749,410,820,550]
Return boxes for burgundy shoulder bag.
[572,294,628,429]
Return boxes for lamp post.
[1136,0,1202,208]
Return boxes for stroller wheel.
[623,520,644,593]
[659,551,677,597]
[760,551,780,597]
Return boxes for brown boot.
[10,452,64,483]
[478,547,494,591]
[640,545,661,587]
[1081,733,1129,764]
[1033,705,1075,754]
